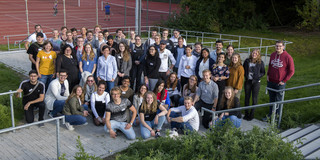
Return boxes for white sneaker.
[82,122,88,126]
[169,128,179,138]
[65,122,74,131]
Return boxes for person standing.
[158,40,176,81]
[16,70,45,125]
[144,46,161,91]
[177,45,197,88]
[243,49,265,121]
[170,29,187,47]
[24,24,47,50]
[130,35,144,91]
[210,40,224,62]
[226,53,244,100]
[27,33,44,71]
[264,40,294,121]
[161,29,174,52]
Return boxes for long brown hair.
[66,85,84,104]
[185,75,197,93]
[166,72,178,90]
[118,42,130,62]
[153,80,166,101]
[249,48,262,64]
[82,43,95,61]
[219,86,235,110]
[229,53,242,68]
[139,91,158,113]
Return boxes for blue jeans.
[216,115,242,128]
[169,112,194,133]
[104,120,136,140]
[38,74,53,90]
[82,104,89,111]
[178,97,185,106]
[267,81,286,117]
[65,115,87,125]
[105,81,115,93]
[140,115,165,139]
[51,100,65,117]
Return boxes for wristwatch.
[130,122,133,125]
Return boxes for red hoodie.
[267,50,295,83]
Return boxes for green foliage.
[0,104,11,128]
[59,136,102,160]
[116,123,303,159]
[163,0,269,32]
[296,0,320,31]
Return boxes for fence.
[0,90,65,159]
[202,82,320,128]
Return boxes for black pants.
[170,94,181,107]
[244,80,260,117]
[159,72,167,81]
[24,101,45,123]
[180,76,189,90]
[195,99,214,129]
[215,80,226,109]
[130,64,143,91]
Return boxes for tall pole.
[146,0,149,27]
[96,0,98,25]
[124,0,127,27]
[169,0,171,17]
[135,0,139,34]
[78,0,80,7]
[25,0,30,35]
[138,0,141,35]
[63,0,66,26]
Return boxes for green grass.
[0,43,25,51]
[0,63,25,129]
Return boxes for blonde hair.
[140,92,158,113]
[66,85,84,104]
[249,48,262,64]
[219,86,235,109]
[229,53,242,68]
[82,43,95,61]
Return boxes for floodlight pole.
[96,0,99,25]
[25,0,30,35]
[78,0,80,7]
[63,0,66,26]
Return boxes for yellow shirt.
[37,50,57,75]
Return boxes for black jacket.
[144,52,161,79]
[243,58,265,83]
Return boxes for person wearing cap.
[25,24,47,50]
[159,39,176,81]
[27,32,45,71]
[106,35,118,56]
[170,29,187,48]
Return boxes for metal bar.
[78,0,80,7]
[96,0,98,25]
[238,36,241,50]
[0,116,64,134]
[25,0,30,36]
[201,32,204,43]
[0,90,17,96]
[146,0,149,27]
[56,119,60,159]
[185,31,188,42]
[271,103,277,127]
[260,38,263,51]
[9,90,15,132]
[265,46,268,68]
[278,91,285,128]
[63,0,66,26]
[266,82,320,93]
[7,37,10,51]
[124,0,127,27]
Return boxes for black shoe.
[155,131,161,138]
[243,114,250,120]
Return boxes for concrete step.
[305,148,320,160]
[284,125,319,142]
[299,137,320,157]
[295,128,320,148]
[280,127,302,138]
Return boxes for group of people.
[17,24,294,140]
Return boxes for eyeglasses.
[87,80,94,82]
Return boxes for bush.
[0,104,12,128]
[296,0,320,31]
[115,122,303,160]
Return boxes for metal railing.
[201,82,320,128]
[265,82,320,128]
[0,90,65,159]
[202,95,320,128]
[3,25,293,58]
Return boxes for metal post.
[9,90,15,132]
[260,38,263,51]
[185,31,188,43]
[25,0,30,36]
[146,0,149,27]
[138,0,141,35]
[124,0,127,27]
[219,34,222,39]
[169,0,171,17]
[96,0,98,25]
[196,36,198,42]
[271,103,277,127]
[135,0,139,34]
[101,1,103,11]
[78,0,80,7]
[148,26,151,38]
[201,32,204,43]
[265,46,268,68]
[238,36,241,50]
[56,119,60,159]
[248,48,251,57]
[278,91,285,128]
[63,0,66,26]
[211,112,216,128]
[7,37,10,51]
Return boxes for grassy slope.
[226,30,320,129]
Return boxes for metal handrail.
[0,116,65,159]
[201,95,320,128]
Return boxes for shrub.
[0,104,12,128]
[116,123,303,160]
[296,0,320,31]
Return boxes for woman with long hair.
[79,43,97,75]
[177,45,197,88]
[83,75,97,108]
[91,81,110,126]
[97,45,117,92]
[36,40,57,90]
[132,84,148,125]
[139,91,167,139]
[62,85,89,130]
[56,44,80,91]
[195,48,215,82]
[224,45,234,66]
[226,53,244,100]
[212,53,230,106]
[115,42,132,85]
[166,72,181,107]
[97,31,106,57]
[144,46,161,91]
[153,80,170,109]
[243,49,265,120]
[216,86,242,128]
[179,75,198,105]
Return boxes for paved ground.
[0,50,269,159]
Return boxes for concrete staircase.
[280,124,320,159]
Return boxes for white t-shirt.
[198,59,209,79]
[159,49,176,72]
[170,106,199,131]
[27,32,47,43]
